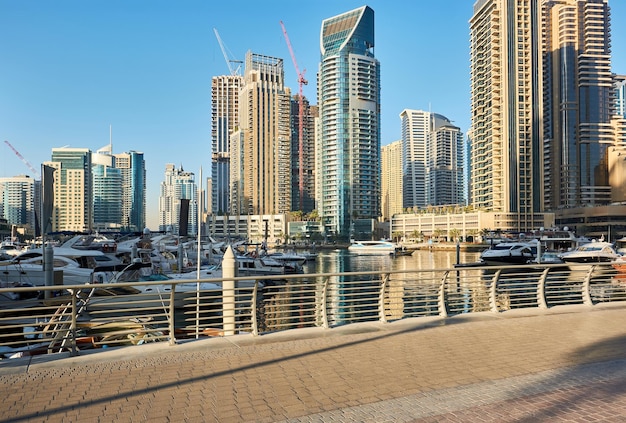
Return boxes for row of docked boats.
[0,232,320,304]
[477,229,626,271]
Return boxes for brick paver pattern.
[2,305,626,422]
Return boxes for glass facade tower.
[542,0,613,209]
[317,6,380,238]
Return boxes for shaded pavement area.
[2,303,626,422]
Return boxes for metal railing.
[2,262,626,360]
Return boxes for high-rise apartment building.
[290,98,318,213]
[45,147,93,232]
[231,52,292,216]
[0,175,37,231]
[380,140,403,222]
[469,0,544,231]
[429,114,465,206]
[211,75,242,216]
[92,144,122,230]
[616,75,626,118]
[317,6,380,238]
[400,110,429,209]
[114,150,146,231]
[159,164,197,235]
[400,110,464,209]
[542,0,613,209]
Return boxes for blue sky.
[2,1,625,230]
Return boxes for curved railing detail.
[2,262,626,359]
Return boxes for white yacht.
[558,241,620,268]
[348,240,398,255]
[0,247,123,287]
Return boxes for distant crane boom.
[4,140,40,178]
[213,28,242,76]
[280,20,308,211]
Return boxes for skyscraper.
[114,150,146,231]
[231,51,292,216]
[429,114,465,206]
[46,147,93,232]
[290,98,317,213]
[400,109,429,209]
[542,0,613,209]
[470,0,544,231]
[0,175,36,231]
[380,140,403,222]
[92,144,122,230]
[211,74,242,216]
[159,164,197,235]
[400,110,465,210]
[317,6,380,238]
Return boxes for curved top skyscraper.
[317,5,380,239]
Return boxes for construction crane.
[280,20,308,211]
[4,140,40,179]
[213,28,242,76]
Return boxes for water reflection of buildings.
[259,250,493,331]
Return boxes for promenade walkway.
[2,303,626,422]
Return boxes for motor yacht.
[558,241,620,268]
[348,240,398,255]
[479,240,539,266]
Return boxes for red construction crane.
[4,140,40,178]
[280,20,308,211]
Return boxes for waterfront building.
[211,74,242,216]
[205,213,287,245]
[317,6,380,239]
[391,210,556,243]
[290,98,317,214]
[469,0,545,231]
[380,140,403,222]
[114,150,146,232]
[429,115,465,206]
[400,110,429,210]
[0,175,37,232]
[159,164,197,235]
[231,52,292,216]
[400,110,464,210]
[92,144,122,231]
[45,147,93,233]
[542,0,613,209]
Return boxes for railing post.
[321,277,329,329]
[438,271,449,318]
[70,289,78,356]
[222,246,236,336]
[380,273,389,323]
[489,269,502,312]
[537,268,549,309]
[169,284,176,345]
[251,281,259,336]
[582,265,595,306]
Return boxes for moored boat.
[479,240,539,265]
[348,240,398,255]
[558,241,620,268]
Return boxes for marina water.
[301,248,482,274]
